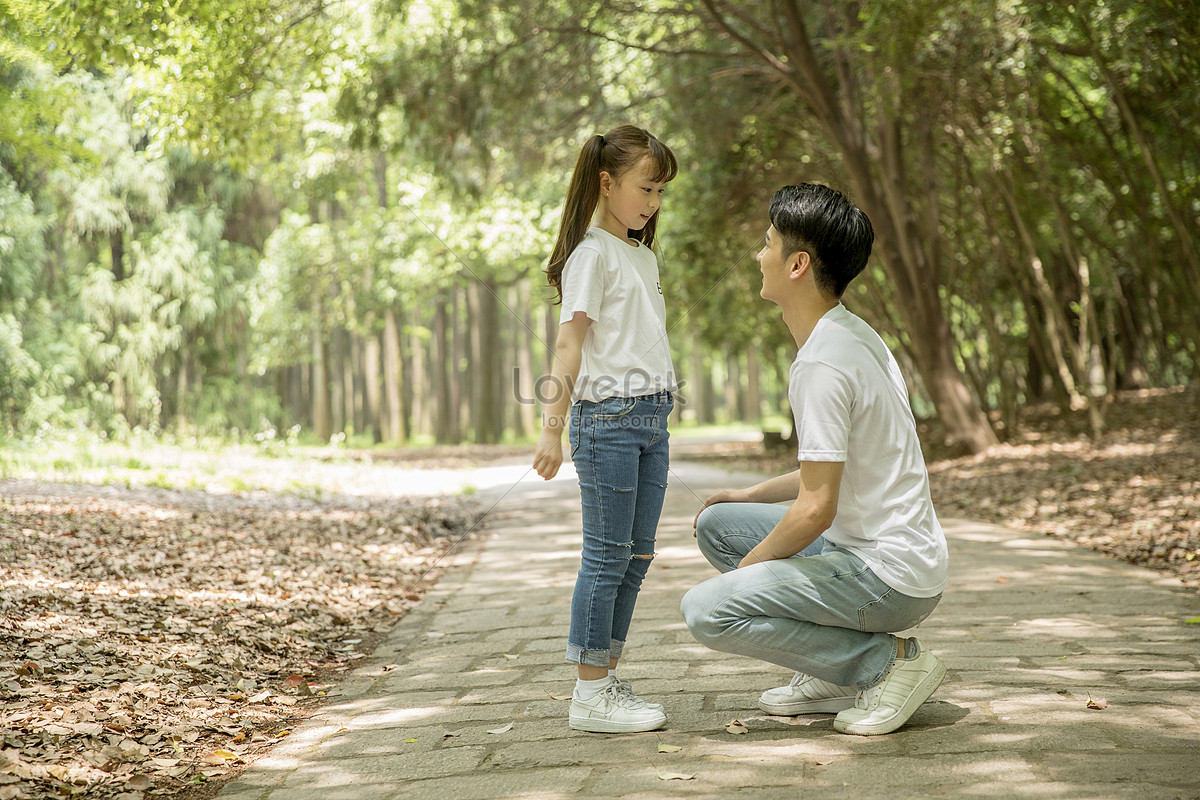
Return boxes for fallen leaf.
[657,743,682,753]
[246,690,270,704]
[203,749,240,765]
[996,576,1009,584]
[282,674,306,689]
[125,774,152,790]
[404,738,418,743]
[1185,616,1200,624]
[501,653,519,660]
[1086,695,1108,710]
[442,730,461,739]
[656,770,695,781]
[487,723,514,735]
[725,719,749,735]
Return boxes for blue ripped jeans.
[566,392,673,668]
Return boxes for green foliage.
[1,0,1197,447]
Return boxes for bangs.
[645,139,678,183]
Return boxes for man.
[680,183,949,736]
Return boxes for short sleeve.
[789,361,853,462]
[559,245,606,324]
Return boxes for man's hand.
[533,427,564,480]
[692,487,754,533]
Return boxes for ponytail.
[546,134,605,303]
[545,126,678,303]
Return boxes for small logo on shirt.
[656,282,663,295]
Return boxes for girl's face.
[595,157,668,241]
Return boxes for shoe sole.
[758,697,856,715]
[833,659,946,736]
[569,713,667,733]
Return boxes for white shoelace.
[611,678,661,708]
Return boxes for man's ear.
[789,250,811,281]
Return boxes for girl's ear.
[598,171,613,197]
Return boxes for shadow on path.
[216,460,1200,800]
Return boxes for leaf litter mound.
[926,386,1200,589]
[0,479,478,799]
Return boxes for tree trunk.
[432,294,451,443]
[467,280,503,444]
[330,327,345,437]
[450,286,465,443]
[513,284,537,438]
[311,296,331,444]
[409,307,429,439]
[383,306,405,444]
[746,348,762,424]
[363,324,383,444]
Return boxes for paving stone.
[215,461,1200,800]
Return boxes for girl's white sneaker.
[569,682,667,733]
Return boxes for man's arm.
[738,460,844,568]
[692,469,803,529]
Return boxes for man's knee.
[694,506,727,561]
[695,505,722,540]
[680,582,723,646]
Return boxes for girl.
[532,125,678,733]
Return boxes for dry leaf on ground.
[656,770,695,781]
[0,474,478,800]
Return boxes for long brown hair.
[545,125,678,303]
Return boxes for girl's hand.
[692,488,754,532]
[533,428,564,480]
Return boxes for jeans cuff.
[565,643,611,667]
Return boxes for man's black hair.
[768,184,874,298]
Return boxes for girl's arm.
[533,312,590,480]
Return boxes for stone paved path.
[216,458,1200,800]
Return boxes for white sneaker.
[569,682,667,733]
[758,672,857,715]
[612,678,664,712]
[834,639,946,736]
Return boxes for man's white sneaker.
[569,683,667,733]
[833,639,945,736]
[612,678,664,712]
[758,672,857,715]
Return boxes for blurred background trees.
[1,0,1196,453]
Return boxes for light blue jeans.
[680,503,940,689]
[566,392,673,668]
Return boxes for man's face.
[756,225,790,304]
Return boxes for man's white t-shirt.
[789,304,948,598]
[559,227,677,403]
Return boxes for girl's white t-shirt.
[559,227,677,403]
[789,304,948,598]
